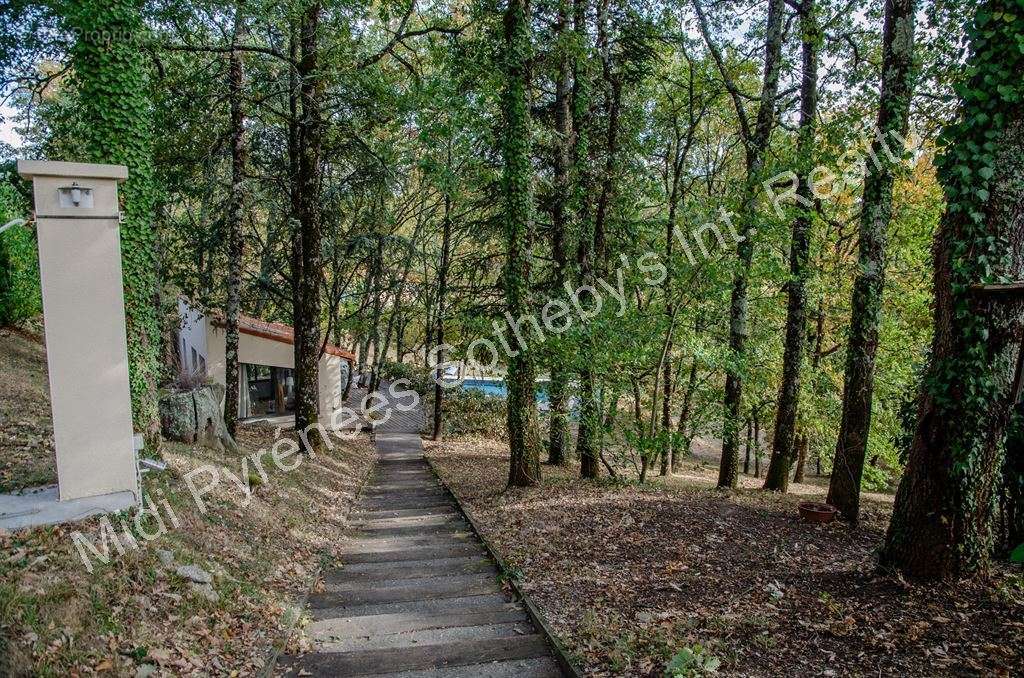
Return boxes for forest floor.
[0,325,378,675]
[425,437,1024,678]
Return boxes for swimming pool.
[461,378,550,403]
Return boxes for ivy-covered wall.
[65,0,161,440]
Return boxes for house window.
[241,364,295,418]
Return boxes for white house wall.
[205,320,345,418]
[177,298,208,374]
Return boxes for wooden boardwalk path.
[279,394,562,677]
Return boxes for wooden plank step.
[369,657,563,678]
[309,593,517,621]
[307,608,528,640]
[314,620,535,652]
[353,507,460,521]
[280,634,552,676]
[311,574,500,607]
[323,571,497,594]
[361,490,448,501]
[340,534,476,555]
[326,563,494,587]
[339,540,483,569]
[360,498,454,511]
[323,569,491,594]
[352,523,471,538]
[328,556,494,580]
[351,513,464,530]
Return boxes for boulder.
[158,390,197,443]
[159,384,238,453]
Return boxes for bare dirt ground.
[425,437,1024,678]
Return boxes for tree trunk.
[695,0,786,489]
[432,196,453,441]
[1003,406,1024,553]
[571,0,599,480]
[70,0,161,445]
[743,417,753,475]
[753,412,762,479]
[502,0,542,487]
[793,431,808,484]
[547,0,572,464]
[660,187,678,476]
[223,4,247,437]
[291,0,325,451]
[828,0,917,520]
[881,5,1024,578]
[675,358,699,469]
[763,0,818,491]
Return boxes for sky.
[1,103,24,148]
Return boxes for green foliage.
[665,644,721,677]
[65,0,161,436]
[378,360,433,396]
[431,388,507,441]
[924,0,1024,561]
[0,183,40,326]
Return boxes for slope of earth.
[0,325,57,492]
[425,438,1024,677]
[1,420,375,675]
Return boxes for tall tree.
[694,0,786,488]
[827,0,917,518]
[292,0,326,451]
[881,0,1024,579]
[546,0,573,465]
[68,0,161,445]
[432,195,453,441]
[502,0,543,486]
[572,0,600,479]
[763,0,819,491]
[223,3,247,437]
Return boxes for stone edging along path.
[274,428,575,677]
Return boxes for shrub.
[378,360,433,395]
[427,387,507,440]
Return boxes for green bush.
[428,387,508,440]
[378,360,433,395]
[0,184,40,326]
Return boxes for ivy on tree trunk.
[881,0,1024,579]
[502,0,542,487]
[68,0,161,444]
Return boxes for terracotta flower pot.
[798,501,837,523]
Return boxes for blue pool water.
[461,378,550,404]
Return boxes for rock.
[135,665,157,678]
[189,582,219,603]
[175,564,212,584]
[159,384,238,453]
[156,549,174,568]
[158,390,197,443]
[636,612,653,623]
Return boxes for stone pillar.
[17,160,140,503]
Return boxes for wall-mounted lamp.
[58,181,94,208]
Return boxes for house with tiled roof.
[176,299,354,421]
